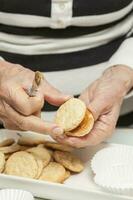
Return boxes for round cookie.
[55,98,86,131]
[39,162,66,183]
[35,158,44,179]
[62,170,71,182]
[0,143,21,154]
[0,138,15,147]
[54,151,84,173]
[0,152,5,173]
[5,151,38,178]
[27,147,51,167]
[5,153,13,160]
[66,110,94,137]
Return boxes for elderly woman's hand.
[54,65,133,148]
[0,60,70,135]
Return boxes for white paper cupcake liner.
[91,144,133,195]
[94,171,133,196]
[0,189,34,200]
[95,165,133,183]
[91,144,133,174]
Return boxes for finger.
[3,120,22,130]
[42,80,72,106]
[54,134,89,148]
[4,84,44,116]
[87,97,108,121]
[3,101,64,136]
[78,104,120,146]
[79,88,90,105]
[55,105,121,148]
[79,80,99,106]
[33,110,41,118]
[68,106,120,147]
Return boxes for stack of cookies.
[0,137,84,183]
[55,98,94,137]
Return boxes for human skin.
[54,65,133,148]
[0,60,71,136]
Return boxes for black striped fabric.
[0,10,132,37]
[0,0,132,127]
[0,0,132,17]
[0,0,51,17]
[117,112,133,126]
[0,36,125,72]
[73,0,132,16]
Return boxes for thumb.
[42,80,72,106]
[87,97,108,121]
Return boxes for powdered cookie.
[45,142,74,152]
[39,162,66,183]
[0,143,21,154]
[55,98,86,131]
[54,151,84,172]
[27,147,51,167]
[18,137,45,146]
[0,152,5,173]
[0,138,15,147]
[5,151,38,178]
[66,110,94,137]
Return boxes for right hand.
[0,60,71,136]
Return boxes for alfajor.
[55,98,94,137]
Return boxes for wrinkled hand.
[54,65,133,147]
[0,60,70,135]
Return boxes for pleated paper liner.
[91,144,133,195]
[91,144,133,174]
[0,189,34,200]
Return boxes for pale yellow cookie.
[39,162,66,183]
[5,153,13,160]
[55,98,86,131]
[18,137,45,146]
[54,151,84,173]
[48,149,53,155]
[0,143,21,154]
[45,142,74,152]
[5,151,38,178]
[62,170,71,182]
[37,144,44,148]
[35,158,44,179]
[26,149,44,179]
[0,152,5,173]
[19,145,30,151]
[27,147,51,167]
[66,110,94,137]
[0,138,15,147]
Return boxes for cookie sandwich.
[55,98,94,137]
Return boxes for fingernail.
[52,127,64,136]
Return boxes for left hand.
[0,60,71,135]
[53,65,133,148]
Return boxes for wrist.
[102,65,133,95]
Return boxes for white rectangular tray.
[0,128,133,200]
